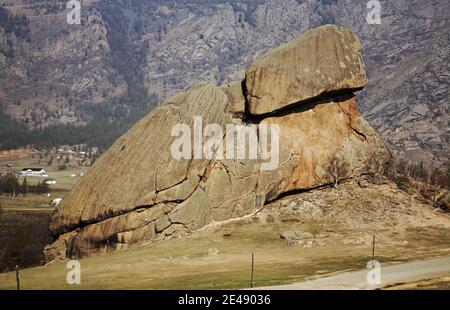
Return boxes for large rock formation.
[245,25,367,115]
[44,25,390,261]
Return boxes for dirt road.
[252,256,450,290]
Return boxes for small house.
[19,168,47,177]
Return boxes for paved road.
[252,256,450,290]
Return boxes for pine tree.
[21,177,29,195]
[35,181,49,194]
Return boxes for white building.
[19,168,47,177]
[52,198,62,207]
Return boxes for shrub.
[327,153,349,188]
[34,181,49,194]
[0,175,20,194]
[58,164,67,171]
[365,152,386,184]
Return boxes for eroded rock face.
[262,94,390,193]
[245,25,367,115]
[49,84,232,235]
[44,25,389,261]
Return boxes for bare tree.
[365,152,386,184]
[384,158,397,180]
[328,153,349,188]
[428,167,447,203]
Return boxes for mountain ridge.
[0,0,448,166]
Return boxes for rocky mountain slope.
[0,0,448,165]
[0,0,126,126]
[44,25,391,260]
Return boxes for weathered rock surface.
[262,94,390,193]
[436,191,450,211]
[280,231,314,241]
[221,81,246,116]
[44,25,389,261]
[245,25,367,115]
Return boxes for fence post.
[15,265,20,290]
[250,252,254,288]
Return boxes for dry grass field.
[1,153,449,290]
[0,206,449,290]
